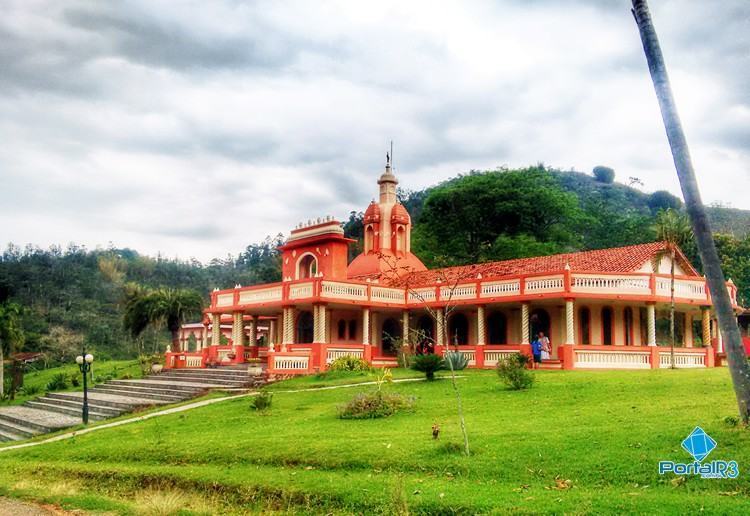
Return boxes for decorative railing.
[525,275,564,293]
[441,284,476,301]
[289,282,314,300]
[371,286,404,303]
[480,280,520,298]
[408,288,437,304]
[571,274,650,294]
[483,349,523,366]
[574,349,651,369]
[659,352,706,368]
[326,347,364,364]
[239,286,282,304]
[185,355,203,368]
[273,355,310,370]
[321,281,367,301]
[455,349,476,366]
[655,278,706,300]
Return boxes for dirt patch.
[0,497,79,515]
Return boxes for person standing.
[531,335,542,369]
[539,331,551,361]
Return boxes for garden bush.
[328,355,370,372]
[496,353,534,390]
[70,373,80,387]
[338,391,415,419]
[46,372,69,391]
[411,354,444,381]
[251,391,273,411]
[21,384,41,397]
[443,351,468,371]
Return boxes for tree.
[0,301,25,397]
[592,166,615,183]
[648,190,682,212]
[653,209,693,367]
[633,0,750,422]
[123,285,204,352]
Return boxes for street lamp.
[75,350,94,424]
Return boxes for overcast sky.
[1,0,748,262]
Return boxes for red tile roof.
[385,241,698,287]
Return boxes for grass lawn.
[0,368,748,514]
[1,359,141,407]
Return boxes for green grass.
[0,368,748,514]
[1,360,140,406]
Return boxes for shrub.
[443,351,468,371]
[46,373,69,391]
[411,354,444,381]
[397,349,414,368]
[496,353,534,390]
[592,165,615,183]
[251,391,273,411]
[338,391,415,419]
[21,384,41,397]
[328,355,370,372]
[70,373,80,387]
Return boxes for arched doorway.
[487,311,507,344]
[416,315,434,353]
[623,307,634,346]
[530,308,550,342]
[297,254,317,279]
[579,307,591,345]
[448,313,469,345]
[601,307,614,345]
[381,318,401,356]
[296,311,314,343]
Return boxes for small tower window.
[297,254,317,279]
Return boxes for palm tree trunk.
[171,330,181,353]
[633,0,750,421]
[670,247,676,369]
[0,345,4,397]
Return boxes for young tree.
[0,301,25,397]
[653,209,693,367]
[123,285,204,352]
[633,0,750,421]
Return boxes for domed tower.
[347,158,427,280]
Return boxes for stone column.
[269,318,277,351]
[371,311,379,348]
[716,319,724,353]
[520,302,530,345]
[701,307,711,348]
[314,305,327,343]
[476,305,486,346]
[647,303,656,346]
[248,316,257,346]
[312,305,320,343]
[282,307,294,350]
[565,299,575,345]
[436,308,445,347]
[211,313,221,348]
[685,313,693,348]
[232,312,244,347]
[362,308,370,345]
[402,310,410,347]
[201,323,208,350]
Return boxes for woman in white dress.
[539,331,551,360]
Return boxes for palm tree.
[653,209,693,368]
[123,286,204,352]
[0,301,25,397]
[633,0,750,422]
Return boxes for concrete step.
[146,375,250,387]
[24,400,111,421]
[0,427,27,442]
[108,379,213,392]
[91,385,186,402]
[0,406,81,434]
[165,367,253,376]
[0,417,38,439]
[32,395,122,417]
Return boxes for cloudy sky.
[1,0,748,261]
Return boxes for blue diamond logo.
[681,427,717,462]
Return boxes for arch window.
[348,320,358,341]
[297,254,317,279]
[337,319,347,340]
[381,318,401,356]
[530,308,550,342]
[602,307,614,345]
[416,315,434,352]
[624,307,634,346]
[487,311,507,344]
[579,307,591,345]
[448,313,469,345]
[365,226,375,253]
[296,311,314,343]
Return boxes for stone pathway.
[0,496,75,515]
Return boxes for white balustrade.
[457,349,476,366]
[484,350,522,366]
[217,349,233,362]
[185,355,203,368]
[274,355,310,370]
[326,348,364,364]
[321,281,368,301]
[574,350,651,369]
[525,275,564,293]
[239,286,282,304]
[571,274,650,295]
[289,282,314,299]
[480,280,520,298]
[440,284,476,301]
[408,288,437,304]
[659,352,706,368]
[371,286,405,303]
[215,293,234,307]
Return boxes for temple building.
[168,160,741,373]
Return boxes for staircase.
[539,359,563,370]
[0,367,260,443]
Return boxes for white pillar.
[520,303,530,345]
[701,307,711,348]
[211,313,221,348]
[402,310,410,347]
[371,311,379,348]
[248,316,257,346]
[282,307,294,349]
[717,319,724,353]
[232,312,244,347]
[647,303,656,346]
[362,308,370,345]
[476,305,486,345]
[269,318,277,351]
[565,299,575,345]
[436,308,445,346]
[314,305,327,343]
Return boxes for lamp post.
[75,349,94,425]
